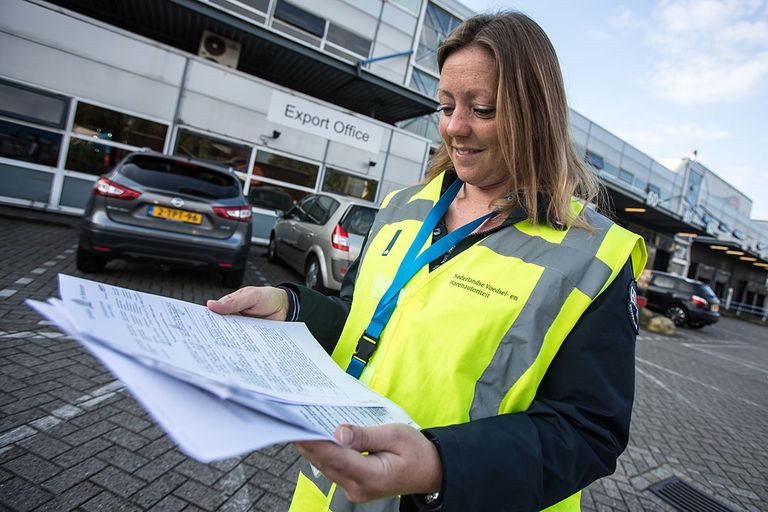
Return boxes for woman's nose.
[444,111,472,138]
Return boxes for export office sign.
[267,91,384,154]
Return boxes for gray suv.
[267,193,377,292]
[77,152,252,287]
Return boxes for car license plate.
[148,206,202,224]
[711,304,719,312]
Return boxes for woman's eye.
[437,105,455,116]
[473,107,496,118]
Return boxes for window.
[73,102,167,151]
[410,69,439,98]
[585,150,604,170]
[323,167,378,201]
[327,23,371,57]
[271,1,372,61]
[247,184,296,212]
[174,129,250,170]
[341,205,377,236]
[414,3,460,75]
[252,150,319,188]
[64,139,131,176]
[208,0,268,23]
[120,154,241,199]
[0,120,62,167]
[0,80,69,128]
[305,195,339,224]
[274,1,325,37]
[618,168,634,185]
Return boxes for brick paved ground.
[1,206,766,511]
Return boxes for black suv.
[641,271,720,328]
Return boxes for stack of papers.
[27,275,415,462]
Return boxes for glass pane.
[341,204,377,235]
[121,154,241,199]
[399,112,440,143]
[306,195,339,224]
[73,102,167,151]
[585,150,604,170]
[619,168,634,185]
[234,0,268,12]
[253,150,319,188]
[0,81,68,127]
[410,69,439,98]
[0,120,62,166]
[322,167,378,201]
[327,24,371,57]
[274,0,325,37]
[246,182,299,211]
[415,2,461,73]
[65,138,131,176]
[174,129,251,169]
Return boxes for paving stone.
[96,445,149,472]
[99,427,149,452]
[219,483,266,512]
[254,491,291,512]
[0,476,54,512]
[175,459,224,486]
[131,471,186,508]
[90,465,146,498]
[3,452,61,483]
[53,438,112,468]
[149,494,188,512]
[173,479,228,511]
[81,490,143,512]
[35,480,102,512]
[42,458,108,494]
[134,450,186,481]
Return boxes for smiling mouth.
[453,147,483,155]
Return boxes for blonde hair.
[427,12,600,229]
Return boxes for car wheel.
[304,255,326,293]
[76,247,107,273]
[267,234,278,263]
[221,268,245,288]
[665,304,688,327]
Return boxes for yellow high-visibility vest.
[290,172,646,512]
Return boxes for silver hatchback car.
[77,152,252,288]
[267,193,377,292]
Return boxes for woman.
[208,12,646,512]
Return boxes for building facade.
[1,0,766,313]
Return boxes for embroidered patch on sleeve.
[627,280,639,335]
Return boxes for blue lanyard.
[346,178,495,379]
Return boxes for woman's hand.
[295,423,443,503]
[206,286,290,320]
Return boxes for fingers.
[334,423,409,454]
[206,286,289,320]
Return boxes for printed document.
[26,274,416,462]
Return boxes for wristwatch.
[424,491,441,504]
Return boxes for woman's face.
[438,45,508,190]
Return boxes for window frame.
[0,78,70,129]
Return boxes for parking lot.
[1,206,767,511]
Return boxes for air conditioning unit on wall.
[198,30,241,69]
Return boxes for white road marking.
[0,380,124,456]
[636,366,698,410]
[682,343,768,375]
[636,357,763,408]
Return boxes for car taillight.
[93,178,140,200]
[213,206,252,222]
[332,224,349,251]
[691,295,708,307]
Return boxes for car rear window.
[120,155,241,199]
[695,283,718,301]
[341,205,377,235]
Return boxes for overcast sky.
[458,0,768,220]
